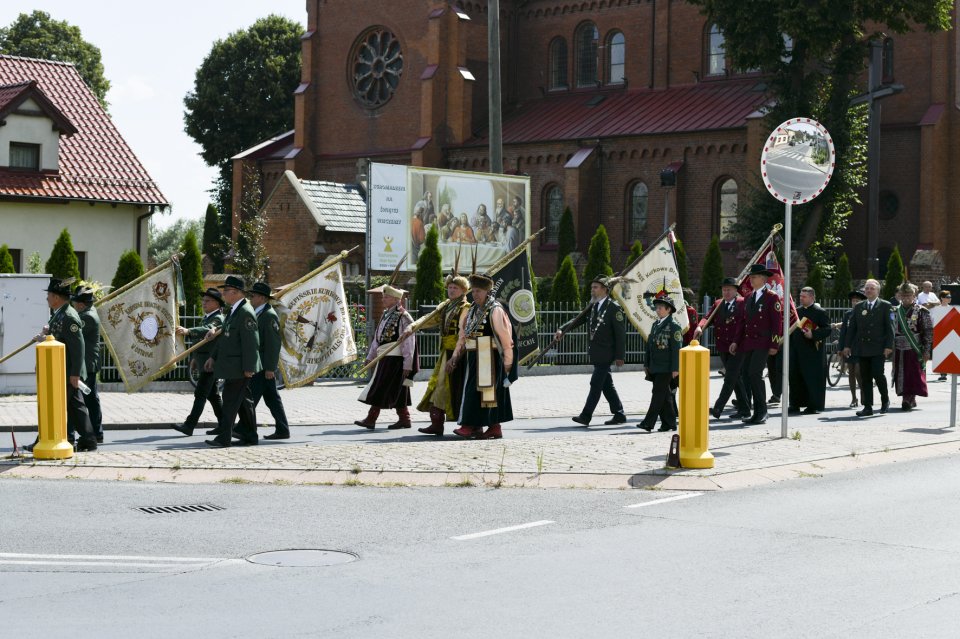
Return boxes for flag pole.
[0,338,35,366]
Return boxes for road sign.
[931,306,960,374]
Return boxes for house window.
[544,185,564,244]
[607,31,625,84]
[549,37,568,89]
[706,24,725,76]
[575,22,599,87]
[74,251,87,279]
[9,143,40,170]
[628,182,648,241]
[7,248,22,273]
[718,178,738,240]
[882,38,895,83]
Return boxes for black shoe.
[604,413,627,425]
[263,431,290,440]
[767,395,781,405]
[901,403,912,411]
[657,425,677,432]
[710,407,723,419]
[233,438,258,447]
[637,422,654,432]
[75,440,97,452]
[801,408,820,415]
[354,420,376,429]
[171,423,194,437]
[96,434,104,444]
[732,411,751,420]
[880,400,890,414]
[23,438,38,453]
[747,415,768,425]
[787,407,801,415]
[205,439,230,448]
[856,407,874,417]
[572,415,591,426]
[206,428,223,436]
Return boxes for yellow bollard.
[678,339,714,469]
[33,335,73,460]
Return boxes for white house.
[0,54,167,283]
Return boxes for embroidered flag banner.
[96,259,182,393]
[275,258,357,388]
[489,249,539,365]
[611,230,689,340]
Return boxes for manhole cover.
[245,549,358,567]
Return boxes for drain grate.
[135,504,225,515]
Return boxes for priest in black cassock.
[787,286,833,414]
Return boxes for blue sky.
[0,1,306,228]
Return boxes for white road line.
[452,520,555,541]
[0,560,211,569]
[0,552,222,562]
[625,492,703,509]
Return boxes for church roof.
[268,170,365,234]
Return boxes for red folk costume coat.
[741,289,784,352]
[699,297,746,353]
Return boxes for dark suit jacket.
[845,298,894,357]
[257,304,282,372]
[186,310,224,366]
[78,306,101,376]
[211,300,262,379]
[646,317,681,374]
[49,303,86,379]
[560,298,626,365]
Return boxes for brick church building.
[237,0,960,288]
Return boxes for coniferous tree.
[111,249,144,292]
[45,228,81,281]
[582,224,614,300]
[674,238,689,288]
[551,255,581,307]
[699,235,724,300]
[625,240,643,269]
[806,263,825,302]
[882,245,905,300]
[0,244,14,273]
[413,225,444,304]
[556,206,576,271]
[180,228,204,314]
[831,253,853,301]
[202,202,224,272]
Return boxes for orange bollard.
[32,336,73,460]
[678,339,714,468]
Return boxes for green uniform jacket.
[560,298,626,365]
[78,306,101,376]
[646,317,681,374]
[211,300,261,379]
[49,303,86,379]
[845,298,895,358]
[256,304,281,372]
[187,310,224,366]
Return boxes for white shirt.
[228,298,244,316]
[917,291,936,305]
[254,303,267,316]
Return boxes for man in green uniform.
[171,287,225,436]
[842,278,894,417]
[204,275,261,447]
[638,292,681,432]
[248,281,289,440]
[71,285,103,443]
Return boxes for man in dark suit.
[172,288,225,437]
[740,264,783,424]
[71,285,103,443]
[248,281,290,440]
[843,278,894,417]
[204,275,261,447]
[695,277,749,419]
[788,286,833,414]
[638,293,682,432]
[555,277,627,426]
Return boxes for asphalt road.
[2,454,960,637]
[766,142,830,197]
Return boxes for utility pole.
[488,0,503,173]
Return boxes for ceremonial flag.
[96,259,182,393]
[275,258,357,388]
[738,234,798,325]
[611,229,689,340]
[490,249,539,365]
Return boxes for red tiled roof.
[0,54,167,206]
[470,79,770,146]
[0,80,78,136]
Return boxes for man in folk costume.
[787,286,833,414]
[71,285,104,443]
[638,291,681,432]
[451,272,518,439]
[892,282,933,411]
[407,271,472,436]
[554,276,627,426]
[172,287,225,437]
[694,276,750,420]
[355,276,419,430]
[843,278,894,417]
[740,264,784,425]
[248,281,291,440]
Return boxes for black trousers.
[767,350,783,397]
[581,362,623,418]
[185,367,223,427]
[642,372,676,429]
[66,382,96,445]
[77,373,102,438]
[743,349,770,420]
[250,370,289,432]
[714,350,749,414]
[214,378,258,445]
[858,354,889,408]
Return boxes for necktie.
[727,301,734,314]
[868,301,874,311]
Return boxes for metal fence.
[96,297,857,384]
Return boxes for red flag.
[738,237,798,324]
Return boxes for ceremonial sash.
[476,335,498,408]
[896,305,923,361]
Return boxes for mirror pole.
[781,202,791,439]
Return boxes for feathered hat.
[466,244,494,291]
[444,242,470,291]
[377,252,408,299]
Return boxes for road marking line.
[0,552,222,562]
[0,560,213,569]
[452,520,555,541]
[625,492,703,509]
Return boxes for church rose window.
[350,27,403,108]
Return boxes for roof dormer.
[0,80,77,172]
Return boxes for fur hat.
[468,273,494,291]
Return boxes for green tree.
[0,244,14,273]
[202,203,224,271]
[183,15,303,223]
[179,228,204,314]
[45,228,80,281]
[582,224,614,299]
[111,249,144,292]
[0,11,110,108]
[806,263,826,302]
[831,253,853,301]
[691,0,950,271]
[26,251,42,274]
[699,235,724,300]
[413,225,443,304]
[556,206,576,271]
[625,240,643,269]
[674,238,689,288]
[551,255,581,307]
[229,163,269,283]
[148,218,203,267]
[882,244,905,299]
